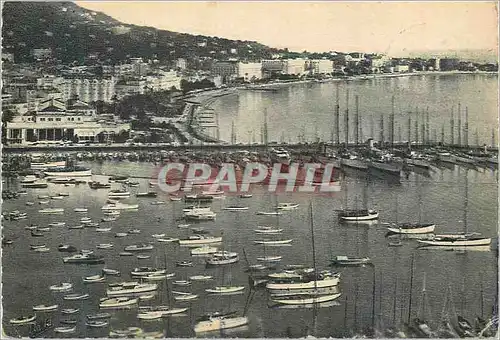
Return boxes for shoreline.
[185,70,497,143]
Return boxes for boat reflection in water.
[418,245,492,252]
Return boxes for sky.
[77,1,498,56]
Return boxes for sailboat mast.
[345,89,350,146]
[408,111,412,144]
[355,95,360,146]
[392,278,398,325]
[391,95,395,148]
[441,124,445,145]
[310,202,318,284]
[426,107,430,145]
[464,106,469,147]
[458,103,462,146]
[407,254,415,323]
[414,107,419,145]
[450,106,455,145]
[464,170,468,234]
[335,84,340,145]
[379,112,384,146]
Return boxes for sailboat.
[412,273,436,337]
[417,171,491,247]
[387,187,435,235]
[338,179,378,222]
[269,202,341,304]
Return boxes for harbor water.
[2,160,498,338]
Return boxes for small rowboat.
[151,234,166,238]
[54,326,76,333]
[102,268,120,276]
[119,252,134,256]
[87,312,112,320]
[74,208,88,213]
[172,280,191,286]
[86,320,109,328]
[189,275,213,281]
[223,206,249,211]
[49,282,73,291]
[33,304,58,312]
[96,227,112,232]
[10,315,36,325]
[48,222,66,227]
[254,239,293,245]
[61,308,79,315]
[205,286,245,294]
[33,247,50,252]
[60,319,77,325]
[173,293,199,301]
[97,243,113,249]
[64,293,90,300]
[68,225,84,229]
[115,233,128,237]
[143,273,175,281]
[256,255,283,262]
[84,275,106,283]
[137,311,164,320]
[157,237,179,243]
[137,255,151,260]
[102,217,117,222]
[176,261,193,267]
[256,211,282,216]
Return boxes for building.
[145,70,182,91]
[115,78,147,99]
[176,58,187,70]
[439,58,460,71]
[37,76,65,89]
[5,98,130,144]
[237,62,262,81]
[306,60,333,75]
[394,64,409,73]
[62,76,116,103]
[32,48,52,60]
[211,61,239,83]
[261,59,306,76]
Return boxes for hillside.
[2,1,279,64]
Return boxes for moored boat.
[205,286,245,294]
[330,256,371,266]
[44,166,92,177]
[339,209,379,221]
[194,315,248,333]
[10,315,36,325]
[387,223,436,234]
[272,292,342,305]
[99,297,138,309]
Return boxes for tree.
[1,108,16,145]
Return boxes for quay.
[2,142,498,154]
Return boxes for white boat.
[87,312,112,320]
[68,224,84,229]
[182,206,211,213]
[339,209,379,221]
[74,208,88,213]
[33,304,58,312]
[189,275,213,281]
[254,227,283,234]
[102,268,120,276]
[44,166,92,177]
[54,326,76,333]
[254,239,293,245]
[170,196,182,201]
[20,175,37,183]
[185,210,217,221]
[108,190,131,198]
[50,195,63,200]
[194,315,249,333]
[96,227,112,232]
[39,208,64,214]
[84,275,106,283]
[172,280,191,286]
[86,320,109,328]
[276,203,299,210]
[102,217,117,222]
[266,272,341,290]
[80,217,92,223]
[38,200,49,204]
[119,252,133,256]
[257,255,283,262]
[10,315,36,325]
[99,297,138,309]
[48,222,66,227]
[256,211,282,216]
[387,223,436,234]
[124,244,154,252]
[97,243,114,249]
[137,311,164,320]
[191,246,218,256]
[174,294,199,301]
[128,229,141,234]
[26,201,35,206]
[223,206,249,211]
[201,190,224,196]
[205,286,245,294]
[49,282,73,291]
[64,293,90,300]
[137,255,151,260]
[206,251,239,265]
[61,308,79,315]
[104,210,120,216]
[33,247,50,252]
[107,283,157,296]
[130,267,167,277]
[31,160,66,170]
[178,235,222,246]
[240,194,253,198]
[152,234,166,238]
[115,232,128,237]
[157,237,179,243]
[162,307,189,314]
[102,202,139,210]
[330,256,371,266]
[417,236,492,247]
[144,273,175,281]
[272,292,342,305]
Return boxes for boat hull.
[387,224,435,234]
[266,276,340,290]
[418,238,491,247]
[194,316,248,333]
[44,170,92,177]
[272,292,341,305]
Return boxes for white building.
[145,70,182,91]
[262,59,306,76]
[176,58,187,70]
[394,65,409,73]
[5,98,130,144]
[237,62,262,81]
[306,60,333,75]
[62,76,116,103]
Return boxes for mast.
[492,127,496,148]
[414,107,419,145]
[441,124,445,145]
[310,202,318,285]
[451,106,455,145]
[464,170,468,234]
[215,109,220,141]
[408,111,412,144]
[457,103,462,146]
[397,124,401,145]
[370,111,375,140]
[407,254,415,323]
[392,278,398,326]
[391,95,395,148]
[475,129,479,147]
[355,95,360,146]
[379,112,384,146]
[263,109,269,147]
[335,84,340,145]
[345,89,350,146]
[425,107,430,145]
[464,106,469,147]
